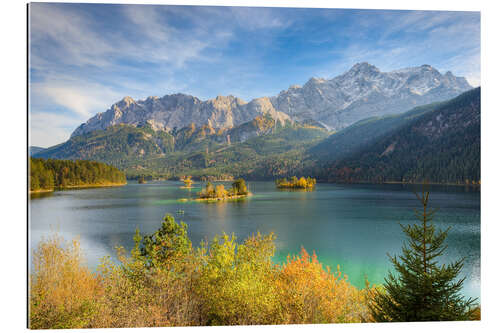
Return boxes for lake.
[29,181,480,299]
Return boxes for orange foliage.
[277,247,374,323]
[30,225,379,328]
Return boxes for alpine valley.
[34,63,479,184]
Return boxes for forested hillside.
[34,124,176,167]
[125,124,329,179]
[320,88,480,184]
[35,119,329,180]
[30,158,126,192]
[33,88,480,185]
[307,101,445,162]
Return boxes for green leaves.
[139,215,192,271]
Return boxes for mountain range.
[272,63,470,130]
[71,62,470,137]
[33,63,478,184]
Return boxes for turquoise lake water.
[29,181,480,299]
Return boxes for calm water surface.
[29,181,480,299]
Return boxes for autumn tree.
[183,176,193,188]
[231,178,248,195]
[215,184,228,198]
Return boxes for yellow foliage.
[215,184,228,198]
[276,176,316,189]
[183,176,193,188]
[95,249,201,327]
[195,233,282,325]
[276,248,374,323]
[29,221,378,328]
[29,235,103,329]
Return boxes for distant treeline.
[30,158,126,192]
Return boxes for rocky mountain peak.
[420,64,434,70]
[271,62,472,131]
[71,62,472,138]
[306,77,327,86]
[117,96,136,108]
[349,62,380,73]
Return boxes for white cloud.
[31,77,123,118]
[29,112,82,148]
[229,7,292,30]
[29,3,114,69]
[28,4,480,147]
[444,48,481,87]
[313,11,480,84]
[30,3,228,72]
[119,5,210,67]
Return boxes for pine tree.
[370,188,477,321]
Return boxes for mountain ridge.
[320,87,480,184]
[71,63,471,137]
[271,63,471,130]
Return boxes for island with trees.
[180,176,194,188]
[30,157,127,193]
[196,178,250,201]
[275,176,316,190]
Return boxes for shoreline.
[329,180,481,187]
[276,186,315,190]
[29,182,127,194]
[29,189,54,194]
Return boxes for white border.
[2,0,498,332]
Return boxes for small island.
[275,176,316,190]
[196,178,250,201]
[180,176,194,189]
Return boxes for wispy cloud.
[30,3,114,69]
[31,79,121,118]
[312,11,480,85]
[29,4,480,147]
[229,7,293,30]
[29,112,83,148]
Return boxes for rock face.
[72,94,290,137]
[72,62,471,137]
[270,63,471,130]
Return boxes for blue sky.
[29,3,480,147]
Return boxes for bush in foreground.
[29,215,374,328]
[29,235,103,329]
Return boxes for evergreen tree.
[231,178,248,195]
[138,215,192,271]
[370,188,477,321]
